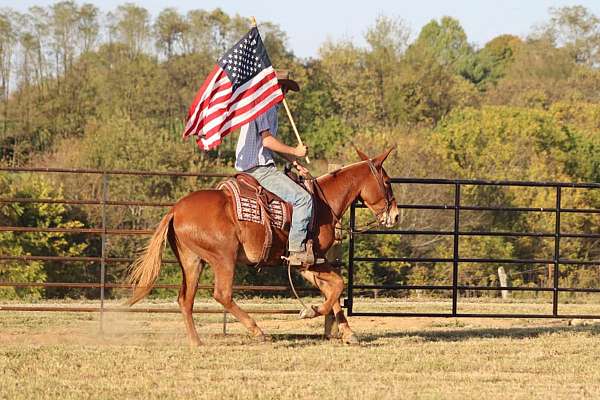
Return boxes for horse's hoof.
[250,327,271,342]
[342,333,360,346]
[299,305,319,319]
[252,333,272,342]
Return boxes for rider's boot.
[287,240,316,266]
[286,240,327,266]
[287,248,315,266]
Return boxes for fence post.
[324,163,341,339]
[553,186,561,317]
[498,267,510,300]
[452,183,460,316]
[99,173,108,333]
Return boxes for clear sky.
[2,0,600,58]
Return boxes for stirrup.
[285,250,314,266]
[281,254,327,267]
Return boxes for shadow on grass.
[203,332,326,347]
[217,324,600,347]
[358,324,600,344]
[261,333,333,348]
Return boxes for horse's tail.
[126,210,174,306]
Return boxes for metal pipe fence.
[0,167,303,331]
[5,167,600,325]
[345,177,600,319]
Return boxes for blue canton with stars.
[217,27,273,92]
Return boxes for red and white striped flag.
[182,27,283,150]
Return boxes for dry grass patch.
[1,298,600,399]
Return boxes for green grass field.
[2,298,600,399]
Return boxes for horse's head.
[355,147,399,228]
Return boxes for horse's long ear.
[373,146,395,168]
[354,145,369,161]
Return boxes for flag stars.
[216,29,269,88]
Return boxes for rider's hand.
[293,144,308,158]
[293,161,311,178]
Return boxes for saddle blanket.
[218,175,290,230]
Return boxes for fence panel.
[0,167,305,332]
[345,177,600,319]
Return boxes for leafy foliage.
[0,173,87,298]
[2,4,600,298]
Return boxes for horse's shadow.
[358,323,600,344]
[267,333,326,348]
[264,323,600,347]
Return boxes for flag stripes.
[182,27,283,150]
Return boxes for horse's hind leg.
[170,235,204,346]
[211,259,267,340]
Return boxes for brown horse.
[127,147,399,345]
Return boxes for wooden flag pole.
[282,99,310,164]
[250,16,310,164]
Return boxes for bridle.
[313,159,394,233]
[366,159,394,222]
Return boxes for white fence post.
[498,266,510,300]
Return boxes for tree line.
[1,2,600,299]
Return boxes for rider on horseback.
[235,70,314,266]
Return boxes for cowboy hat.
[276,69,300,92]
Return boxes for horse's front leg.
[331,297,359,345]
[298,264,359,344]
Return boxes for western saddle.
[218,172,309,263]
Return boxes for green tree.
[394,17,479,126]
[48,1,80,78]
[365,15,410,126]
[0,173,87,299]
[108,3,151,56]
[488,38,575,107]
[410,17,475,73]
[154,8,188,59]
[536,5,600,66]
[78,3,100,53]
[319,40,379,129]
[473,34,521,89]
[0,9,17,136]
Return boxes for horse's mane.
[316,160,368,183]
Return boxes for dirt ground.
[1,298,600,399]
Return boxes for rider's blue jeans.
[246,165,312,252]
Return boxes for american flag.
[182,27,283,150]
